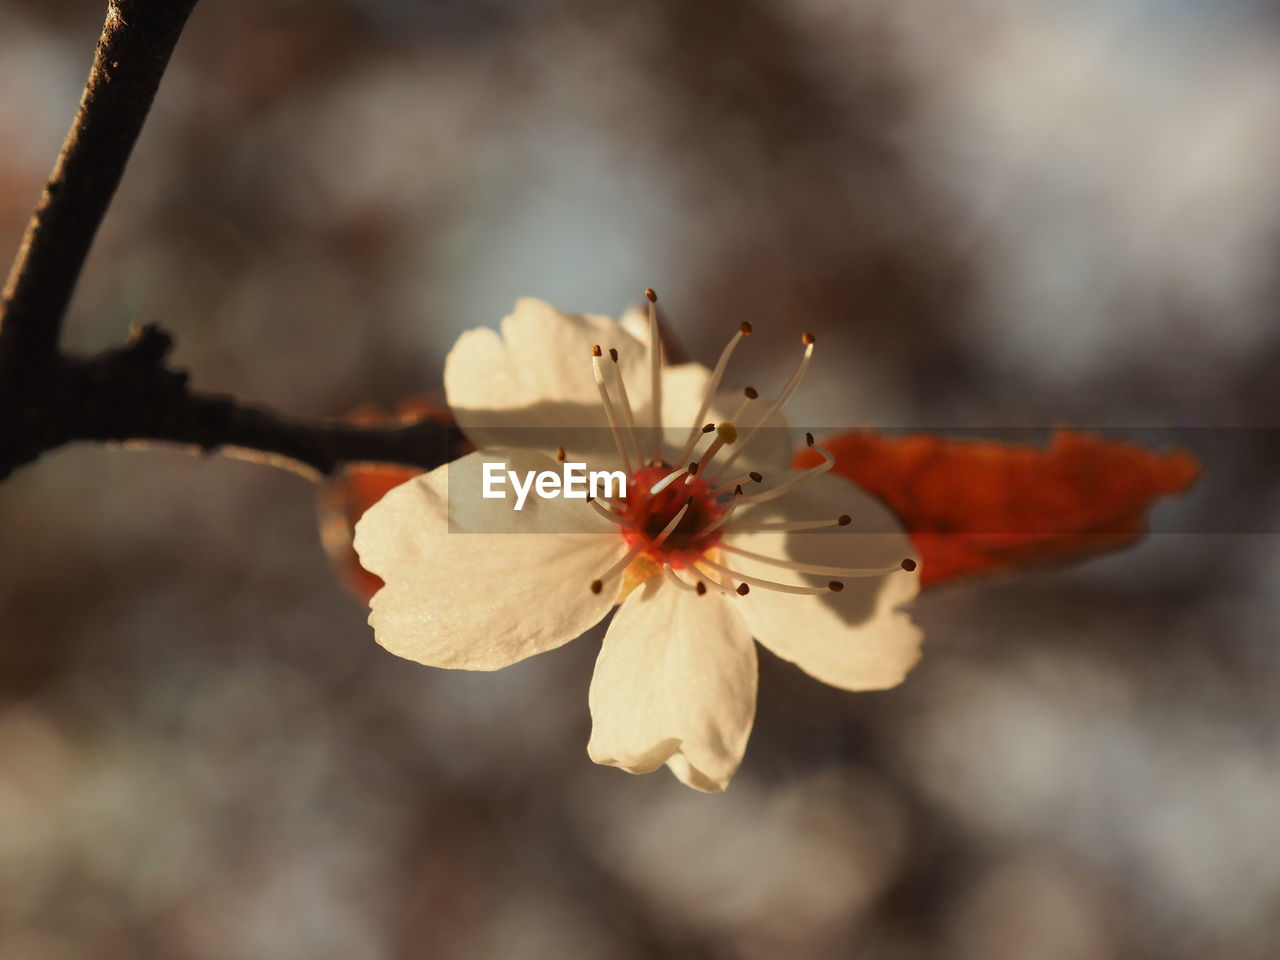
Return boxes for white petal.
[724,472,923,691]
[354,449,623,670]
[445,299,652,460]
[587,577,758,792]
[443,298,790,473]
[656,363,793,475]
[618,303,651,345]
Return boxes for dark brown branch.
[0,325,464,482]
[0,1,466,485]
[0,0,198,368]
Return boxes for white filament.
[648,296,663,463]
[649,464,690,495]
[651,502,690,548]
[675,328,749,465]
[594,541,647,590]
[608,350,646,466]
[689,562,736,595]
[698,555,834,596]
[592,351,634,476]
[709,474,761,497]
[724,516,847,533]
[699,491,743,535]
[711,340,813,481]
[735,437,834,507]
[663,566,701,592]
[588,498,630,526]
[719,542,902,578]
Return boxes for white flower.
[354,295,922,791]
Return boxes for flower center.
[615,464,724,567]
[581,289,913,599]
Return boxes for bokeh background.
[2,0,1279,957]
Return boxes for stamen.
[711,333,816,481]
[718,543,908,579]
[709,472,763,497]
[587,497,630,526]
[589,541,647,594]
[592,345,634,475]
[695,421,738,475]
[699,555,840,596]
[734,433,834,507]
[673,465,701,510]
[649,464,690,495]
[646,288,662,462]
[663,565,702,593]
[725,514,851,533]
[651,503,691,548]
[675,324,752,465]
[608,347,646,465]
[725,388,757,429]
[688,562,736,595]
[555,446,567,463]
[699,486,744,535]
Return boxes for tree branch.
[0,0,198,368]
[0,1,467,484]
[0,324,464,482]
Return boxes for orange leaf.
[317,398,466,604]
[796,430,1199,588]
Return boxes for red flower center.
[612,464,726,569]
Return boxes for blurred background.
[2,0,1279,957]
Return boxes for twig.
[0,0,198,366]
[0,1,466,483]
[0,325,463,482]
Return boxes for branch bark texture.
[0,1,463,482]
[0,0,198,366]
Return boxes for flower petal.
[444,299,653,460]
[725,473,922,691]
[587,577,758,792]
[354,449,622,670]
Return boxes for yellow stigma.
[715,421,739,445]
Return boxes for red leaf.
[796,430,1199,587]
[317,398,463,605]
